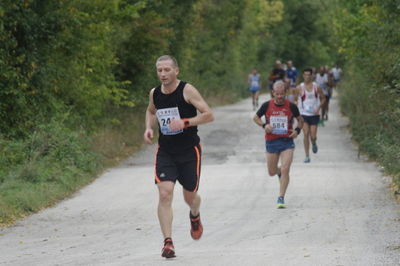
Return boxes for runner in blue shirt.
[285,60,298,103]
[248,69,262,110]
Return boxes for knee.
[281,166,290,175]
[159,189,173,203]
[183,194,192,205]
[183,192,198,206]
[268,169,277,176]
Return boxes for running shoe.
[190,212,203,240]
[161,238,176,258]
[312,142,318,153]
[304,156,310,163]
[277,196,285,209]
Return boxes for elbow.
[253,115,259,123]
[208,112,215,123]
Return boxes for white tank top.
[298,82,320,116]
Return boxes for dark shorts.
[155,144,202,192]
[249,86,260,93]
[266,138,295,154]
[302,115,320,125]
[325,94,331,102]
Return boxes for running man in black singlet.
[144,55,214,259]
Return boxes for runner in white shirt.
[315,66,329,125]
[331,64,343,89]
[295,68,326,163]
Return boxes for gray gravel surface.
[1,91,399,266]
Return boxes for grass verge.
[0,93,240,226]
[338,79,400,199]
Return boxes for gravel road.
[1,91,399,266]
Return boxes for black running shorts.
[155,144,202,192]
[302,115,320,125]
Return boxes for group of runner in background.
[251,60,342,209]
[248,60,343,121]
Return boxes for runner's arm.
[169,84,214,131]
[253,114,263,127]
[253,102,272,133]
[289,115,304,138]
[293,85,301,105]
[289,104,303,138]
[317,85,326,111]
[185,84,214,126]
[143,88,157,144]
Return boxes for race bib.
[156,107,182,135]
[304,102,316,114]
[270,115,288,135]
[251,80,259,87]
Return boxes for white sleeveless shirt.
[298,82,320,116]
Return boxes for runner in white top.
[331,64,343,89]
[248,69,262,110]
[295,68,326,163]
[315,66,329,124]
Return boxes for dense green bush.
[0,117,100,224]
[0,0,354,224]
[335,0,400,189]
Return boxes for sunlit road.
[1,91,399,266]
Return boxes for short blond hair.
[156,55,178,68]
[273,80,285,91]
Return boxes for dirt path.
[1,91,399,266]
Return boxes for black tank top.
[153,81,199,153]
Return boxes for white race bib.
[270,115,288,135]
[156,107,182,135]
[304,102,316,114]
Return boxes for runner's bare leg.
[279,149,294,197]
[157,181,175,239]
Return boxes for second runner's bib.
[270,115,288,135]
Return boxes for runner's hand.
[264,124,273,134]
[144,128,154,144]
[169,119,184,131]
[289,131,298,138]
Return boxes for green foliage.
[265,0,338,70]
[0,0,136,137]
[0,117,100,224]
[336,0,400,187]
[174,0,285,98]
[1,0,352,224]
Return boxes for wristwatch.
[183,118,190,128]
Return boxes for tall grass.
[0,89,241,226]
[0,106,149,225]
[339,66,400,195]
[0,119,101,225]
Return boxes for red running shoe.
[190,212,203,240]
[161,238,176,258]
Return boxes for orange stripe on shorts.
[154,146,161,183]
[193,145,201,191]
